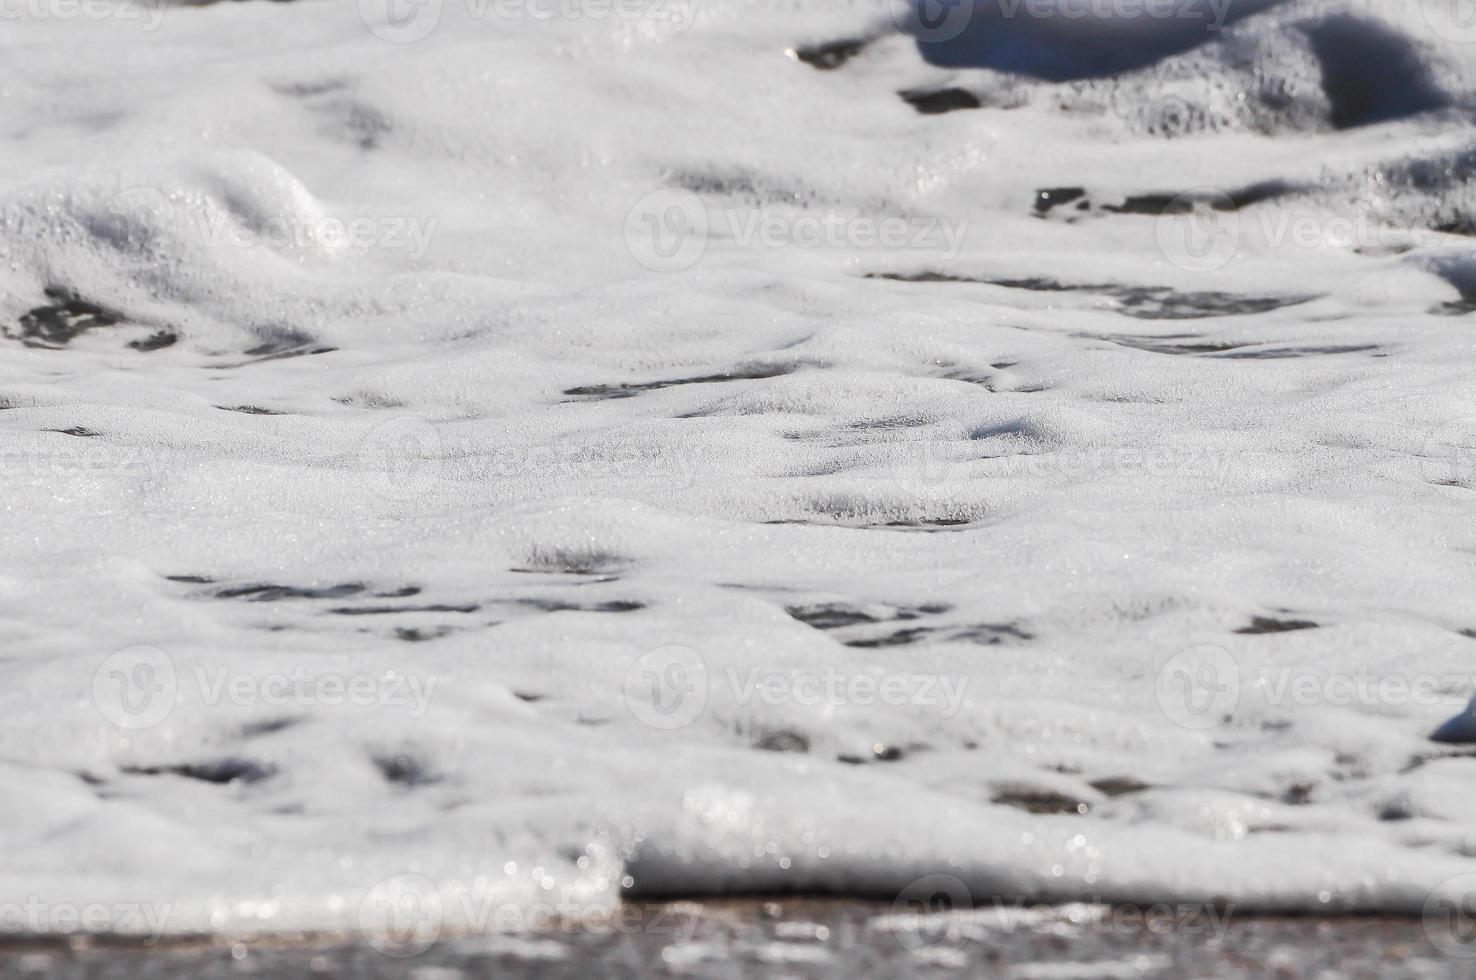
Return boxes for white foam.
[1,0,1475,940]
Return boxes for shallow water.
[0,902,1459,978]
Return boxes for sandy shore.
[0,899,1461,978]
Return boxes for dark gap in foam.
[563,364,796,401]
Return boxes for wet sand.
[0,900,1461,978]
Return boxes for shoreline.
[0,899,1460,977]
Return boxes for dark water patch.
[869,273,1314,319]
[165,574,214,584]
[667,169,818,208]
[239,717,300,738]
[1035,187,1085,215]
[1216,345,1378,359]
[122,758,275,786]
[883,517,972,529]
[517,598,645,614]
[46,426,99,438]
[1434,216,1476,238]
[954,622,1033,645]
[376,586,422,598]
[898,603,952,619]
[837,744,904,764]
[754,729,810,753]
[216,582,366,602]
[1281,782,1316,806]
[992,788,1089,815]
[226,344,338,366]
[217,405,287,415]
[331,603,480,615]
[1105,193,1199,217]
[1401,747,1476,773]
[899,87,982,115]
[910,0,1288,80]
[515,549,628,576]
[510,567,620,581]
[865,270,982,284]
[222,326,336,366]
[788,604,882,630]
[563,364,795,401]
[395,626,455,642]
[1104,184,1292,216]
[1223,181,1297,211]
[334,391,407,409]
[1090,776,1150,797]
[1104,287,1315,320]
[1039,181,1293,221]
[1235,616,1320,635]
[1100,334,1253,356]
[10,288,121,348]
[245,326,316,356]
[1300,14,1449,130]
[845,415,931,431]
[273,77,351,98]
[129,330,177,352]
[787,602,949,631]
[790,37,870,70]
[372,751,441,788]
[336,101,390,150]
[844,627,932,649]
[1433,299,1476,317]
[937,369,1000,391]
[845,620,1028,648]
[513,691,547,703]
